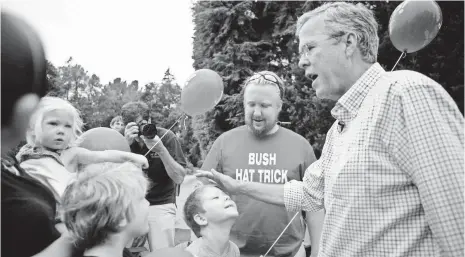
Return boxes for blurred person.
[1,10,75,257]
[62,162,150,257]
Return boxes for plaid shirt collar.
[331,63,385,123]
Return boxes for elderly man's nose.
[298,56,310,69]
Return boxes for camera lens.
[140,124,158,139]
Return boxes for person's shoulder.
[216,125,249,141]
[157,127,175,137]
[387,70,443,94]
[157,127,179,142]
[278,127,312,147]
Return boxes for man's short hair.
[296,2,379,63]
[110,115,123,127]
[1,11,48,127]
[121,101,150,125]
[241,70,285,99]
[62,162,150,250]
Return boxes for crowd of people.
[2,2,463,257]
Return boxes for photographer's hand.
[140,135,165,154]
[124,122,139,145]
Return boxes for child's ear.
[193,213,208,226]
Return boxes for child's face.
[111,121,124,133]
[40,110,74,151]
[199,186,238,223]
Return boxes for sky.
[2,0,196,87]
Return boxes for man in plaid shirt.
[197,2,464,257]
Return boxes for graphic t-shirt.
[130,127,187,205]
[202,126,317,257]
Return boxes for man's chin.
[248,125,267,137]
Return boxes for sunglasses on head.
[244,73,284,97]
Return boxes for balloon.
[77,127,130,152]
[181,69,224,117]
[389,0,442,53]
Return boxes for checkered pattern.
[284,63,464,257]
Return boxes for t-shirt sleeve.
[165,134,187,168]
[201,136,223,173]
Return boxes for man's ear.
[193,213,208,226]
[344,32,358,58]
[277,99,283,112]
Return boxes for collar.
[331,63,385,123]
[15,144,64,166]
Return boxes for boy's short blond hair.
[26,96,84,147]
[62,162,150,250]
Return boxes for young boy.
[110,116,124,134]
[183,185,240,257]
[62,162,151,257]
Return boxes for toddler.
[16,96,148,203]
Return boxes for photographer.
[121,101,187,252]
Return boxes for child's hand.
[133,154,149,169]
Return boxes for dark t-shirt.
[130,127,187,205]
[1,156,60,257]
[202,126,317,257]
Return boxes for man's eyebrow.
[299,42,314,53]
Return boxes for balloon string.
[261,212,299,257]
[391,51,407,71]
[183,115,188,131]
[144,114,186,157]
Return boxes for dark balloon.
[389,0,442,53]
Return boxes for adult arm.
[397,82,464,257]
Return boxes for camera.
[139,123,158,139]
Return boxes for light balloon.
[181,69,224,117]
[77,127,130,152]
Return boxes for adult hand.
[124,122,139,145]
[195,169,241,194]
[140,135,165,154]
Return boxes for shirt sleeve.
[165,134,187,168]
[200,135,223,173]
[398,82,464,257]
[284,128,334,213]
